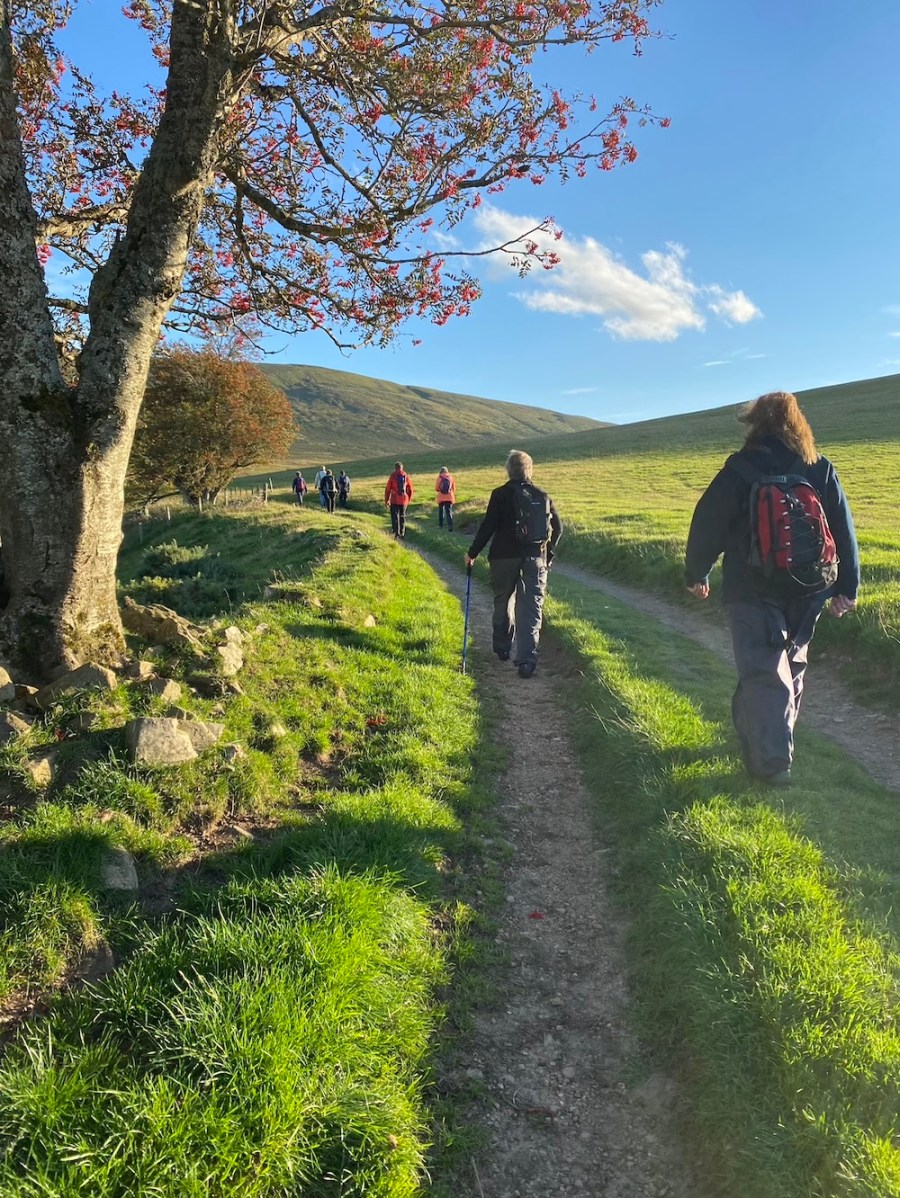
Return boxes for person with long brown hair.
[684,391,860,786]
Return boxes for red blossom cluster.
[9,0,667,353]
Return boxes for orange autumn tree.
[0,0,664,678]
[128,350,297,506]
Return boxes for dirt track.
[421,549,702,1198]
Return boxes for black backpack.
[511,482,552,549]
[439,474,452,495]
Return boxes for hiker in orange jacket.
[385,461,414,539]
[435,466,456,531]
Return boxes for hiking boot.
[495,649,510,662]
[766,769,792,788]
[517,661,536,679]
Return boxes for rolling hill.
[268,370,897,703]
[260,363,607,463]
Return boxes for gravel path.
[421,549,702,1198]
[554,562,900,793]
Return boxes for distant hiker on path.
[685,390,860,787]
[292,472,308,505]
[338,470,351,508]
[464,449,562,679]
[435,466,456,530]
[313,466,328,508]
[385,462,413,538]
[320,468,338,514]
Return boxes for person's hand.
[464,554,475,568]
[828,594,857,618]
[687,582,710,600]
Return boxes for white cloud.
[704,360,728,367]
[561,386,599,395]
[888,331,900,338]
[707,287,761,324]
[472,206,761,343]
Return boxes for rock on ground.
[125,718,198,766]
[35,663,117,710]
[102,847,139,892]
[0,711,33,745]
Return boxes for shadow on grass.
[119,510,341,619]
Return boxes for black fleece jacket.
[468,480,563,562]
[685,436,860,602]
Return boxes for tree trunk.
[0,1,237,680]
[0,435,134,678]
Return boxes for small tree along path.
[555,563,900,793]
[419,550,702,1198]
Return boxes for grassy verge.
[409,518,900,1197]
[0,503,501,1195]
[551,576,900,1198]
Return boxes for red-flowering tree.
[0,0,663,678]
[128,350,297,506]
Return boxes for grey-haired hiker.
[464,450,562,679]
[313,466,328,508]
[685,391,860,787]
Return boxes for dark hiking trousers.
[489,556,548,666]
[438,502,453,530]
[390,504,407,537]
[727,597,824,778]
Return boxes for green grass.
[412,521,900,1197]
[298,371,900,708]
[259,361,605,463]
[0,505,502,1195]
[549,576,900,1198]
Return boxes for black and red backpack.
[727,453,839,598]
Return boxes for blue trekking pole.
[461,565,473,674]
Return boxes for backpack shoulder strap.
[725,452,762,486]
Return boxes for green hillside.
[272,371,898,702]
[260,362,606,463]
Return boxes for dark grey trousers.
[727,597,824,778]
[489,556,548,666]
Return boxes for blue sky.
[59,1,900,423]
